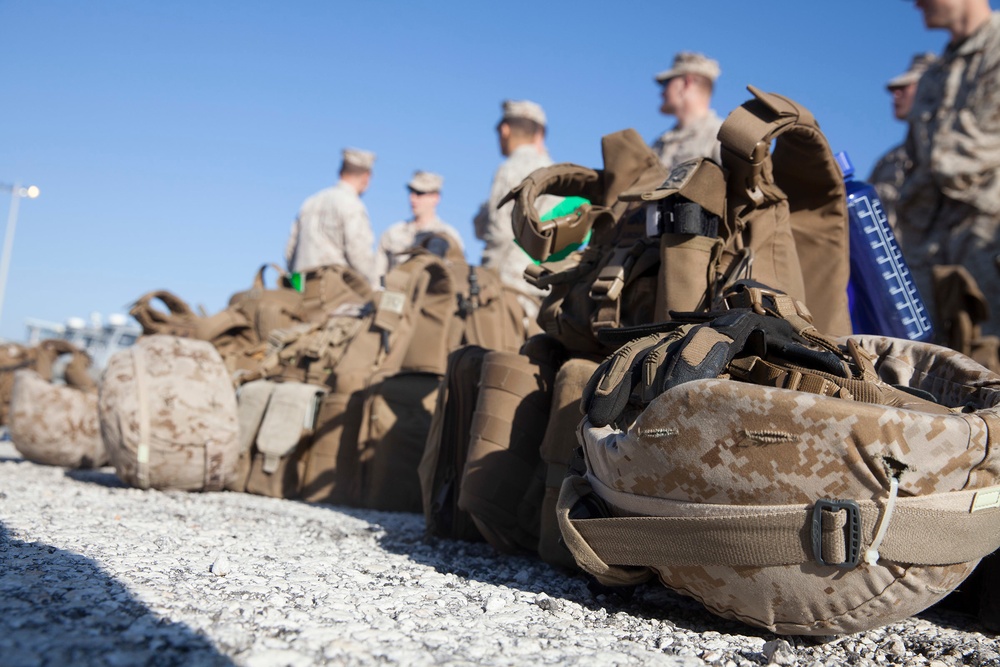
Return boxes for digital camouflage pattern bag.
[0,342,37,427]
[9,340,104,469]
[100,335,240,491]
[558,285,1000,635]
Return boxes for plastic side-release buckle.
[812,498,861,569]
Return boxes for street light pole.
[0,182,40,332]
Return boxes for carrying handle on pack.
[34,339,97,392]
[252,263,288,291]
[129,290,196,334]
[502,163,609,262]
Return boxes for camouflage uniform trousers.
[899,196,1000,338]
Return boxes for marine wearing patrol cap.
[407,170,444,194]
[654,51,721,84]
[341,147,376,171]
[886,52,936,90]
[500,99,547,127]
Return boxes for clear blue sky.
[0,0,968,342]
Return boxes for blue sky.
[0,0,965,342]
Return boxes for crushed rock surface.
[0,442,997,667]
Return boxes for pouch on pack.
[100,335,240,491]
[419,345,491,542]
[9,339,104,469]
[558,284,1000,635]
[358,372,441,512]
[228,379,327,498]
[536,356,599,568]
[457,336,566,554]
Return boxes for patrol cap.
[500,99,547,127]
[655,52,721,84]
[886,52,936,89]
[407,170,443,194]
[342,147,376,171]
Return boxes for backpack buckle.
[811,499,861,569]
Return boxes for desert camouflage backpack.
[100,335,240,491]
[505,85,852,358]
[558,284,1000,635]
[9,340,105,469]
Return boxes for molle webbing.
[558,475,1000,568]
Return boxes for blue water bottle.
[836,151,933,342]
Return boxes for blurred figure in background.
[869,53,936,232]
[375,171,463,277]
[897,0,1000,336]
[286,148,378,286]
[473,99,554,320]
[651,52,723,169]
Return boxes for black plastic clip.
[811,498,861,569]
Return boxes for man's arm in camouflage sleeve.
[343,206,378,286]
[934,46,1000,214]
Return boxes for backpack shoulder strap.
[719,86,851,335]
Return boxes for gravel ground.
[1,441,997,667]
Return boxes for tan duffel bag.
[559,296,1000,635]
[100,335,240,491]
[0,342,37,426]
[9,340,104,468]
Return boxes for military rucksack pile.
[231,236,534,511]
[129,263,374,380]
[421,87,855,568]
[505,85,852,358]
[8,339,105,469]
[556,284,1000,635]
[100,335,240,491]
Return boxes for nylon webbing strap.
[132,346,151,490]
[480,359,543,399]
[718,87,810,207]
[565,484,1000,568]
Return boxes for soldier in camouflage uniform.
[473,100,555,320]
[285,148,378,286]
[897,0,1000,336]
[651,52,723,170]
[376,171,464,278]
[869,53,936,232]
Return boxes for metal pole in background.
[0,183,40,331]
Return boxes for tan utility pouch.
[537,357,598,568]
[458,346,560,554]
[231,379,326,499]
